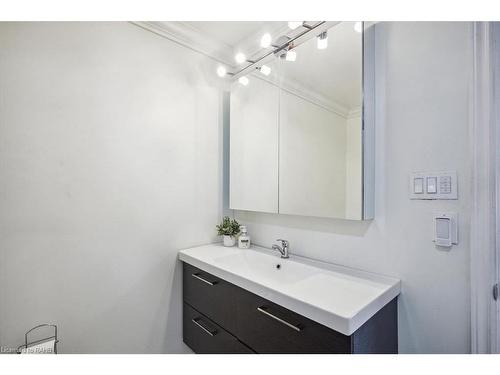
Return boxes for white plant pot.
[223,235,236,247]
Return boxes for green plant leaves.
[216,216,240,236]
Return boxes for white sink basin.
[179,244,400,335]
[213,251,317,284]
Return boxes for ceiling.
[274,21,362,112]
[140,21,362,114]
[184,21,361,112]
[185,21,284,48]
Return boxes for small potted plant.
[216,216,240,247]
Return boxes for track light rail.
[230,21,340,80]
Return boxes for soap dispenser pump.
[238,226,251,249]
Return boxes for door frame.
[494,21,500,354]
[470,21,499,354]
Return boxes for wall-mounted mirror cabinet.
[229,22,374,220]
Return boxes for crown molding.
[131,21,327,75]
[280,76,352,118]
[253,73,352,119]
[131,21,236,67]
[132,22,296,69]
[348,107,362,119]
[132,21,358,119]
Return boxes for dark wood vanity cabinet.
[182,262,398,354]
[183,303,254,353]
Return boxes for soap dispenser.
[238,226,251,249]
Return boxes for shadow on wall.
[55,250,191,354]
[107,254,191,353]
[236,210,372,237]
[160,259,192,353]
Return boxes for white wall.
[0,22,223,353]
[0,21,474,355]
[235,22,473,353]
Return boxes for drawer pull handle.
[192,318,217,337]
[191,273,217,286]
[257,306,302,332]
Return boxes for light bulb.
[260,33,272,48]
[285,50,297,62]
[354,22,362,33]
[288,21,303,30]
[317,32,328,50]
[235,52,246,64]
[216,66,227,77]
[238,76,249,86]
[260,65,271,76]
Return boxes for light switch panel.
[426,177,437,194]
[409,171,458,200]
[413,177,424,194]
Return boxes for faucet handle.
[276,239,289,247]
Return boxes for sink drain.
[276,264,281,270]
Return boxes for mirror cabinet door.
[229,21,369,220]
[229,74,279,213]
[277,21,363,220]
[278,90,349,218]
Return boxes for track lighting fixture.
[260,33,272,48]
[259,65,271,76]
[238,76,249,86]
[216,66,227,77]
[317,31,328,50]
[235,52,246,64]
[285,49,297,62]
[215,21,328,82]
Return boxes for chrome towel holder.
[17,324,58,354]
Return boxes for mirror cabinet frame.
[229,22,375,221]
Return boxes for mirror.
[229,57,281,213]
[230,22,373,220]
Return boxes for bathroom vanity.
[179,244,400,354]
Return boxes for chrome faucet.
[272,239,290,259]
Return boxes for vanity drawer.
[183,303,254,354]
[235,289,351,354]
[183,263,238,333]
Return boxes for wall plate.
[433,212,458,247]
[409,171,458,200]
